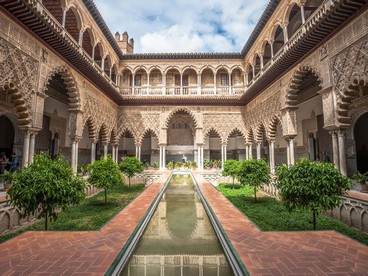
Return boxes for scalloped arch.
[137,128,159,145]
[83,116,97,140]
[164,108,198,128]
[268,115,282,140]
[44,66,81,110]
[285,64,323,109]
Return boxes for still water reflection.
[121,174,233,276]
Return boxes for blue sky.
[93,0,269,53]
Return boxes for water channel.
[121,173,233,276]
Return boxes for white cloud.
[93,0,268,53]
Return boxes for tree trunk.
[254,186,257,202]
[232,177,234,189]
[45,212,48,231]
[129,177,131,188]
[313,209,317,230]
[104,189,107,204]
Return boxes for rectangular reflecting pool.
[121,173,233,276]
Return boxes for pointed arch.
[98,123,109,144]
[44,66,81,110]
[164,108,198,128]
[83,116,97,140]
[255,122,267,142]
[110,128,119,145]
[2,81,32,127]
[286,64,323,109]
[203,127,222,140]
[268,115,282,141]
[246,128,255,144]
[137,128,159,145]
[227,127,247,143]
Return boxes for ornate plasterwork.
[0,37,39,127]
[82,94,116,140]
[202,113,246,144]
[331,36,368,125]
[116,112,160,144]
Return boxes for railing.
[32,0,118,88]
[119,85,245,97]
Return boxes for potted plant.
[167,161,174,170]
[153,161,159,169]
[191,161,197,170]
[204,159,212,169]
[353,171,368,193]
[183,161,190,169]
[0,170,13,190]
[175,162,182,170]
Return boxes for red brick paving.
[347,190,368,201]
[1,171,368,275]
[193,172,368,275]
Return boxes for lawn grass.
[0,184,145,244]
[217,183,368,246]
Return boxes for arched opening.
[286,4,302,38]
[82,28,94,57]
[118,130,135,159]
[141,130,159,166]
[204,129,221,166]
[166,68,181,95]
[263,41,272,66]
[290,69,325,163]
[0,115,15,172]
[256,125,269,161]
[201,68,215,95]
[111,64,117,84]
[120,69,133,95]
[227,129,246,161]
[134,68,148,95]
[271,119,288,166]
[245,63,253,84]
[65,7,81,42]
[149,68,162,95]
[94,42,103,68]
[103,55,111,76]
[231,68,244,95]
[96,124,108,159]
[216,68,230,95]
[354,113,368,174]
[182,68,197,95]
[42,74,70,159]
[273,25,285,55]
[254,54,262,77]
[304,0,321,21]
[167,110,195,163]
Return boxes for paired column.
[21,130,38,167]
[71,138,80,174]
[269,140,275,173]
[28,132,36,164]
[135,144,141,161]
[103,143,108,159]
[330,131,339,169]
[159,145,166,170]
[197,145,204,170]
[221,144,227,169]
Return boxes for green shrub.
[119,156,144,188]
[8,153,86,230]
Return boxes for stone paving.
[193,172,368,276]
[0,171,367,275]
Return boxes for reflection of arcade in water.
[121,174,232,276]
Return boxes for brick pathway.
[1,171,367,275]
[193,172,368,275]
[0,173,168,275]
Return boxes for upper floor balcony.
[119,67,245,98]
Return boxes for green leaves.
[237,159,270,202]
[7,153,86,230]
[119,156,144,188]
[88,155,123,203]
[276,158,352,229]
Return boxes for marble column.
[248,144,253,159]
[112,146,116,162]
[300,5,305,24]
[103,143,108,158]
[28,132,36,165]
[71,139,78,173]
[338,130,347,176]
[256,143,261,160]
[22,131,30,167]
[245,144,249,160]
[330,131,339,170]
[269,140,275,173]
[91,141,96,163]
[286,138,295,165]
[221,144,227,169]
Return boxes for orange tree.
[8,153,86,230]
[119,156,144,188]
[276,159,352,230]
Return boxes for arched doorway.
[227,129,246,160]
[354,112,368,173]
[166,111,195,163]
[141,130,159,165]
